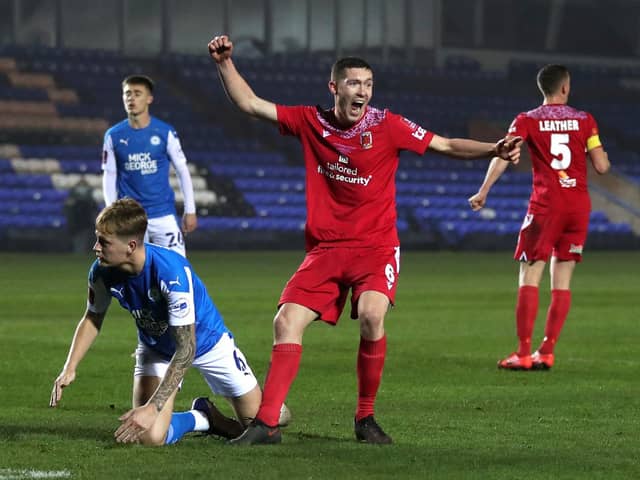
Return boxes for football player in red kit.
[209,34,521,444]
[469,64,610,371]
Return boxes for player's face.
[122,83,153,117]
[93,230,131,267]
[331,67,373,126]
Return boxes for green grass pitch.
[0,250,638,479]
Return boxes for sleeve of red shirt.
[507,113,529,141]
[386,110,434,155]
[276,104,308,137]
[585,112,599,138]
[584,112,603,151]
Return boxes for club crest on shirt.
[360,131,373,149]
[150,135,161,146]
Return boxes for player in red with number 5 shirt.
[208,34,521,445]
[468,64,610,371]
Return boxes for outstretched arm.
[208,35,278,123]
[429,134,522,163]
[114,324,196,443]
[50,309,105,407]
[467,156,511,211]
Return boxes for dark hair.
[122,74,154,93]
[331,57,373,82]
[536,64,569,96]
[96,198,148,240]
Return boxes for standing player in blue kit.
[102,75,198,256]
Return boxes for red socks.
[514,287,572,356]
[256,343,302,427]
[538,289,571,355]
[355,336,387,421]
[257,337,387,425]
[516,286,539,356]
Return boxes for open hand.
[114,403,158,444]
[50,369,76,407]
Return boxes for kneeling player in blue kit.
[50,198,289,445]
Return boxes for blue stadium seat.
[4,201,63,215]
[255,205,307,218]
[235,178,305,193]
[0,188,67,202]
[59,160,101,174]
[0,174,53,188]
[244,192,306,206]
[0,214,66,228]
[0,159,13,172]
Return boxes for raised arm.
[50,309,105,407]
[208,35,278,123]
[467,157,511,211]
[429,134,522,163]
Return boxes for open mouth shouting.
[351,99,365,116]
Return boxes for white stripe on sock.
[191,409,210,432]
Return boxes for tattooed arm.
[114,324,196,443]
[149,324,196,411]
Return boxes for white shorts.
[146,214,185,257]
[134,333,258,398]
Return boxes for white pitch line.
[0,469,72,479]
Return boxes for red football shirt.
[508,104,601,214]
[277,105,434,250]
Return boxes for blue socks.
[165,412,196,445]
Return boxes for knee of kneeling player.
[138,429,168,447]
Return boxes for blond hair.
[96,198,147,240]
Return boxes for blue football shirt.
[102,117,188,218]
[87,243,229,359]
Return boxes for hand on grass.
[114,403,159,444]
[50,369,76,407]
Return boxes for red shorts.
[279,246,401,324]
[514,210,589,263]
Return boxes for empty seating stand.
[0,45,637,250]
